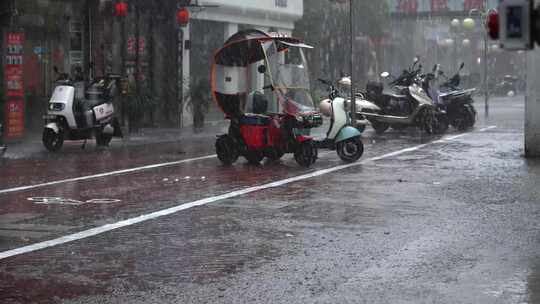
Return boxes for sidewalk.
[0,121,229,160]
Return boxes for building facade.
[0,0,303,141]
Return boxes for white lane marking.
[0,155,217,195]
[0,126,497,196]
[27,197,121,206]
[0,127,496,261]
[433,126,496,144]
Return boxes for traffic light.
[488,0,540,51]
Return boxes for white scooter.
[316,78,372,163]
[42,68,122,151]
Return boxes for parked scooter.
[428,63,477,131]
[360,58,447,135]
[42,67,123,151]
[316,78,365,163]
[493,74,525,96]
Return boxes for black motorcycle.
[426,63,477,131]
[362,58,447,134]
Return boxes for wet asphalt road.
[1,96,539,303]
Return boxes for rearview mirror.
[432,64,438,72]
[459,62,465,70]
[257,65,267,74]
[381,72,390,78]
[338,77,351,86]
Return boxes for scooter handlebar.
[318,78,332,86]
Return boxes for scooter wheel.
[42,129,64,152]
[294,140,318,167]
[371,120,390,134]
[96,131,113,147]
[423,109,437,135]
[337,136,364,163]
[216,135,239,165]
[455,105,476,131]
[433,113,449,135]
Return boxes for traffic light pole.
[349,0,356,127]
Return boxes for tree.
[294,0,389,87]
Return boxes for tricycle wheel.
[337,136,364,163]
[294,140,317,167]
[244,151,264,164]
[215,135,238,165]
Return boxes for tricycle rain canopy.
[212,29,316,118]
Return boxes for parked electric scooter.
[42,67,123,151]
[316,78,365,163]
[428,63,477,131]
[493,74,525,96]
[360,58,447,135]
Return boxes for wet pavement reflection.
[0,97,539,303]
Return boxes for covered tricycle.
[212,30,323,167]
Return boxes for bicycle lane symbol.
[27,197,121,206]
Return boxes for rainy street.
[2,0,540,302]
[1,95,539,303]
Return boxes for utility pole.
[349,0,356,128]
[176,4,184,128]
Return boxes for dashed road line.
[0,155,217,195]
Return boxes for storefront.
[1,0,91,140]
[0,0,304,140]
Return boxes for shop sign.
[388,0,497,14]
[3,31,25,139]
[4,100,25,139]
[127,36,146,56]
[4,32,25,97]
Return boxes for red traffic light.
[177,8,190,27]
[487,11,499,40]
[114,2,128,17]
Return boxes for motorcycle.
[360,58,447,135]
[493,74,525,96]
[316,78,366,163]
[428,63,477,131]
[42,67,123,151]
[211,29,323,167]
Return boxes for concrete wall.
[194,0,302,30]
[525,0,540,157]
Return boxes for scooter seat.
[438,91,455,98]
[240,114,270,126]
[383,90,407,99]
